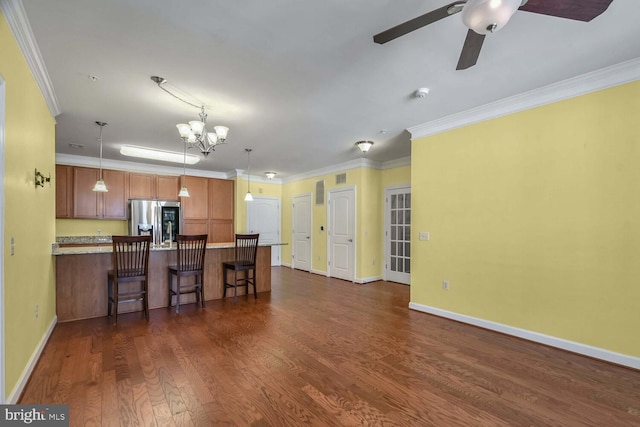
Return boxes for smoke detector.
[414,88,430,98]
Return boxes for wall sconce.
[35,169,51,188]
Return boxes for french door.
[385,186,411,285]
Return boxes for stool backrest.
[112,235,152,278]
[176,234,207,271]
[234,234,259,266]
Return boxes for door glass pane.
[397,212,403,225]
[398,242,403,257]
[397,260,404,273]
[391,226,396,240]
[405,259,410,273]
[391,211,396,225]
[405,226,410,240]
[405,193,411,208]
[391,243,396,256]
[398,194,404,208]
[391,195,397,209]
[405,243,410,257]
[405,210,411,225]
[391,257,396,271]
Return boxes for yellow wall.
[1,12,57,398]
[56,219,128,236]
[411,81,640,357]
[280,165,409,279]
[234,177,282,234]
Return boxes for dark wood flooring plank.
[18,267,640,426]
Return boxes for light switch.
[419,232,430,241]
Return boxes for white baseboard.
[311,269,328,277]
[409,303,640,370]
[281,262,292,268]
[357,276,382,284]
[7,315,57,403]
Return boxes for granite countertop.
[56,235,113,245]
[52,240,286,255]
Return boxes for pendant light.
[244,148,253,202]
[92,121,108,192]
[178,139,190,197]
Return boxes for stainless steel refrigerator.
[129,200,180,246]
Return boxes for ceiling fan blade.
[373,1,465,44]
[519,0,614,22]
[456,29,485,70]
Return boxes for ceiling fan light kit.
[373,0,614,70]
[461,0,522,35]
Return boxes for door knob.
[348,239,353,242]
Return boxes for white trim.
[384,185,411,284]
[7,315,57,403]
[408,58,640,140]
[409,303,640,370]
[56,153,229,179]
[282,156,410,184]
[0,0,61,117]
[0,75,6,403]
[310,268,329,277]
[357,276,382,284]
[281,262,292,268]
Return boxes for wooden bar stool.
[168,234,207,313]
[107,235,152,325]
[223,234,259,303]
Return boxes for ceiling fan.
[373,0,614,70]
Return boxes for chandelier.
[151,76,229,158]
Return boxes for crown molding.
[381,156,410,170]
[408,58,640,140]
[56,153,228,179]
[0,0,61,117]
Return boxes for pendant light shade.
[244,148,253,202]
[92,121,108,192]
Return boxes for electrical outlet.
[442,280,449,290]
[35,304,39,318]
[10,237,15,256]
[419,232,430,241]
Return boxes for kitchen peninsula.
[54,240,273,322]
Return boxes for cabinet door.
[209,219,234,243]
[73,167,100,218]
[181,176,209,220]
[55,164,73,218]
[183,220,209,237]
[129,173,155,199]
[102,169,129,219]
[209,178,234,220]
[156,175,179,201]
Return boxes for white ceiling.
[19,0,640,178]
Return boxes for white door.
[328,187,355,281]
[385,186,411,285]
[247,197,281,266]
[292,193,312,271]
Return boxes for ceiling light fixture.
[151,76,229,158]
[461,0,522,34]
[92,121,108,192]
[244,148,253,202]
[120,145,200,165]
[178,139,190,198]
[264,172,276,180]
[356,140,374,153]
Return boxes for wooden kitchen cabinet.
[73,167,100,218]
[129,173,179,201]
[156,175,179,200]
[183,219,209,236]
[181,176,209,220]
[102,169,128,219]
[72,167,128,219]
[56,164,74,218]
[208,178,234,242]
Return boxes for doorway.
[385,186,411,285]
[246,196,281,266]
[327,186,355,281]
[292,193,312,271]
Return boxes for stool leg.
[168,271,172,310]
[253,268,257,299]
[234,269,238,304]
[200,273,205,309]
[144,279,149,320]
[107,276,112,317]
[176,275,181,313]
[223,267,228,298]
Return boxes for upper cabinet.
[55,164,73,218]
[182,177,235,243]
[129,173,179,201]
[181,176,209,220]
[72,167,129,219]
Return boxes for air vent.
[336,173,347,184]
[315,180,325,205]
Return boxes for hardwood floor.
[20,267,640,426]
